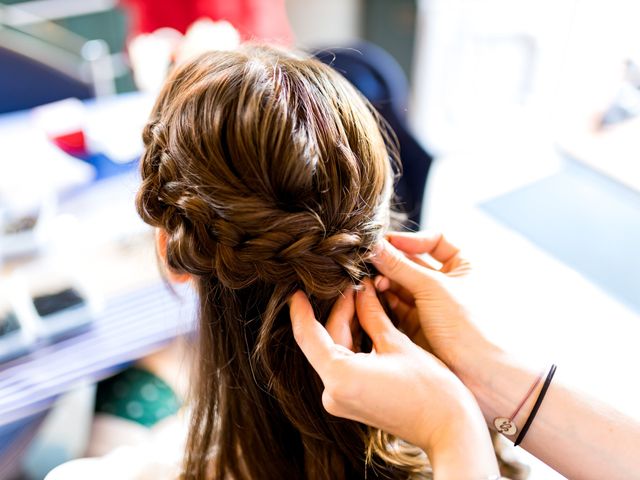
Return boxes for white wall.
[411,0,640,156]
[285,0,363,49]
[411,0,577,154]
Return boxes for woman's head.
[138,45,394,295]
[136,45,420,479]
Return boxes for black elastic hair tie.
[514,364,557,447]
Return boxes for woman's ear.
[155,228,192,284]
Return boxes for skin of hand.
[289,279,499,477]
[371,232,498,376]
[374,231,640,480]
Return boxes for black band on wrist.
[513,364,557,447]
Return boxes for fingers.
[383,291,422,339]
[387,231,458,261]
[325,288,356,351]
[371,239,436,294]
[383,291,414,326]
[289,290,336,377]
[387,231,465,272]
[355,278,399,350]
[374,275,415,306]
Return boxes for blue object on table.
[83,152,138,180]
[75,91,147,179]
[0,45,94,115]
[314,42,433,228]
[480,161,640,313]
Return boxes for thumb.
[355,278,404,353]
[371,239,438,295]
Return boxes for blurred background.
[0,1,639,478]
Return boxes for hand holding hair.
[373,231,640,480]
[289,279,500,479]
[371,231,492,374]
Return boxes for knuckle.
[372,330,396,348]
[361,301,382,318]
[326,354,348,377]
[385,250,403,273]
[321,390,340,416]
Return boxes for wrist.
[448,335,503,384]
[455,347,543,430]
[426,398,499,479]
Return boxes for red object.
[50,130,87,157]
[122,0,293,45]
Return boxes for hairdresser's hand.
[289,280,499,478]
[373,232,640,480]
[372,232,497,375]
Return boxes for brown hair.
[136,45,525,480]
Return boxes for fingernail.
[362,277,375,294]
[371,241,385,260]
[287,290,300,306]
[387,292,399,309]
[374,275,390,292]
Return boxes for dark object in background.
[600,59,640,127]
[363,0,417,82]
[33,288,85,318]
[0,309,29,364]
[314,42,433,228]
[2,215,37,235]
[0,208,43,260]
[0,311,20,336]
[0,45,94,115]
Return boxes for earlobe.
[155,228,192,284]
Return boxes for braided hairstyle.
[137,45,425,479]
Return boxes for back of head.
[136,45,423,479]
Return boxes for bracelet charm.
[493,417,517,435]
